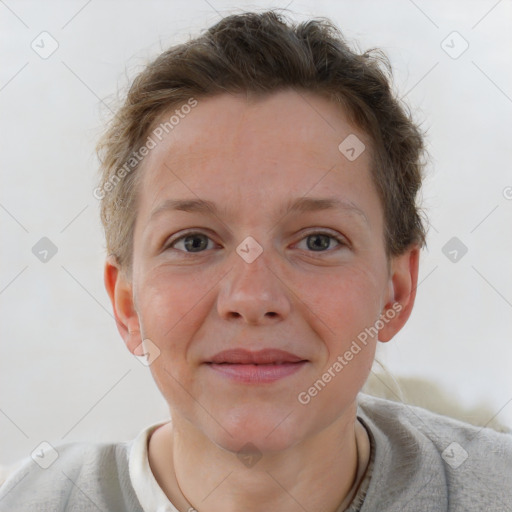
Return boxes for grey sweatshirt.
[0,393,511,511]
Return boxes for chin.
[202,404,308,455]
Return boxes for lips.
[208,348,305,365]
[205,349,308,383]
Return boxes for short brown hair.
[96,9,427,273]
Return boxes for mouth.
[205,349,308,383]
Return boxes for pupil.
[308,234,329,251]
[185,235,207,252]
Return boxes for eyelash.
[164,229,348,255]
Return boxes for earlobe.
[378,245,420,342]
[104,255,142,354]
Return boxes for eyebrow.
[149,196,369,224]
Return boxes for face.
[106,89,418,454]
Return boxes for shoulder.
[357,393,512,511]
[0,440,143,512]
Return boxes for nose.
[216,244,291,325]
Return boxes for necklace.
[335,419,372,511]
[175,419,372,512]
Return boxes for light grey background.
[1,0,511,465]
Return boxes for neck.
[148,403,367,512]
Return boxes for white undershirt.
[129,420,179,512]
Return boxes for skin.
[105,89,419,512]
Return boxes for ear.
[378,245,420,342]
[104,255,143,355]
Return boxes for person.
[1,9,511,512]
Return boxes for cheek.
[135,269,212,411]
[136,267,214,351]
[295,265,385,346]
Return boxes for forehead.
[136,89,378,224]
[146,89,369,162]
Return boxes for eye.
[166,232,216,253]
[165,229,347,255]
[295,231,346,253]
